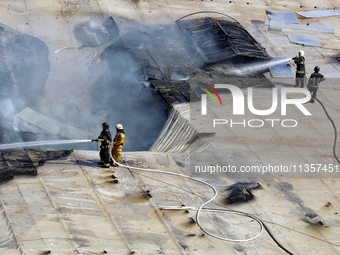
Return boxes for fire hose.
[109,153,297,254]
[316,98,340,165]
[88,92,339,255]
[109,153,264,242]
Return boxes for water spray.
[228,58,290,76]
[55,46,80,54]
[0,140,92,150]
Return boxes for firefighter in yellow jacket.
[111,124,125,167]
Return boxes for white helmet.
[115,124,123,130]
[299,50,305,56]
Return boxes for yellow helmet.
[299,50,305,56]
[115,124,123,130]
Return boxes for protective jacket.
[98,130,112,148]
[111,130,125,165]
[294,56,305,75]
[308,72,325,88]
[113,131,125,149]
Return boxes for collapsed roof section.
[176,13,271,64]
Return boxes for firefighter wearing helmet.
[111,124,125,167]
[92,122,112,168]
[307,66,325,103]
[292,50,306,88]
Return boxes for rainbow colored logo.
[199,83,222,106]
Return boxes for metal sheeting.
[287,34,322,47]
[266,10,299,23]
[149,104,210,153]
[265,20,335,34]
[296,10,340,18]
[176,17,271,64]
[267,20,284,31]
[269,57,294,78]
[16,107,93,139]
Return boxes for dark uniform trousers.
[98,130,112,166]
[100,145,111,165]
[308,72,325,103]
[296,74,305,88]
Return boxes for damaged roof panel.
[16,107,93,140]
[150,80,190,105]
[176,16,271,64]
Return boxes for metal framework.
[176,17,271,64]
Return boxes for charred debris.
[123,12,274,104]
[0,149,71,182]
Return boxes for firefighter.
[111,124,125,167]
[292,50,306,88]
[307,66,325,103]
[92,122,112,168]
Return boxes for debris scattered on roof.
[2,149,37,176]
[269,57,294,78]
[265,20,335,34]
[225,182,261,204]
[287,33,322,47]
[251,20,265,25]
[296,10,340,18]
[0,152,12,180]
[267,20,284,31]
[0,149,71,182]
[266,10,299,23]
[150,80,190,105]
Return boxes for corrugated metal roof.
[176,15,271,64]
